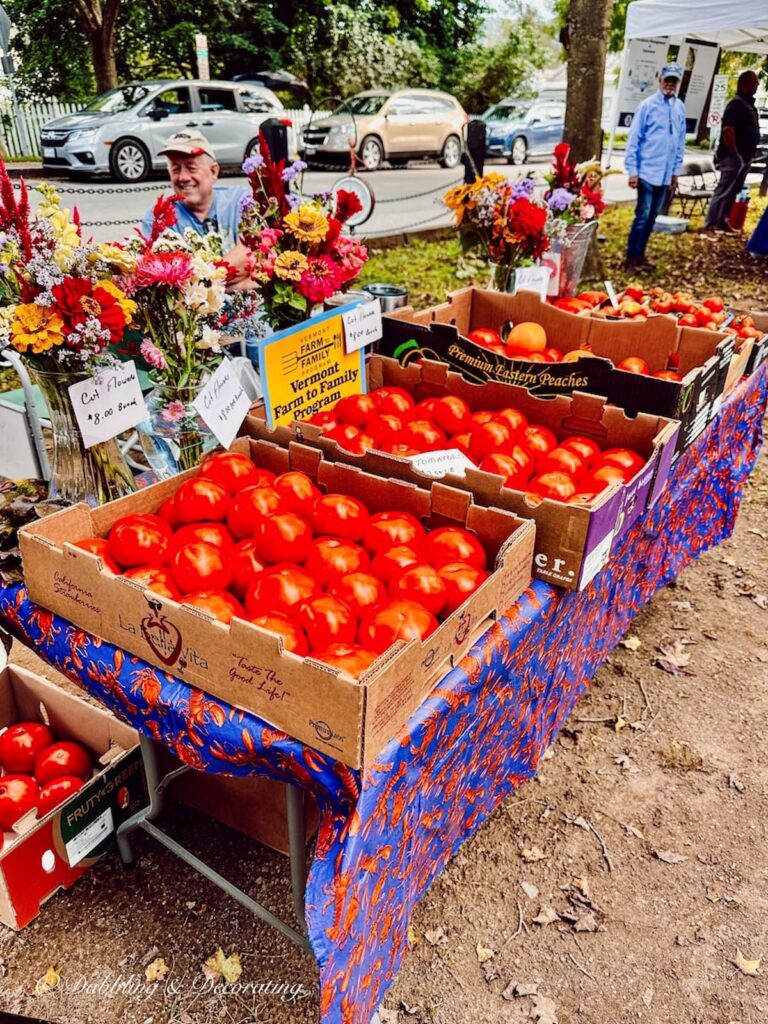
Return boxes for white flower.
[197,325,221,351]
[581,204,596,221]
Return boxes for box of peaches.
[18,446,535,769]
[379,287,751,455]
[0,653,145,928]
[243,353,680,592]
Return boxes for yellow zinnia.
[284,206,329,244]
[10,303,66,354]
[97,279,137,322]
[273,251,309,282]
[91,243,138,274]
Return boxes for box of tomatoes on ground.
[379,287,739,456]
[0,655,145,929]
[19,445,535,769]
[243,354,680,591]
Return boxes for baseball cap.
[660,62,683,81]
[158,129,216,159]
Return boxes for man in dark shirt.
[703,70,760,235]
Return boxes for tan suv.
[300,89,467,171]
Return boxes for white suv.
[39,79,284,182]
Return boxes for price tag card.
[604,279,620,309]
[193,360,251,449]
[69,361,148,449]
[342,299,383,353]
[514,265,552,300]
[409,448,476,479]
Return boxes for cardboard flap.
[429,482,472,522]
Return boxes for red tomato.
[584,464,630,492]
[298,595,357,650]
[273,472,321,516]
[122,566,182,601]
[362,510,425,555]
[400,419,447,452]
[107,514,172,568]
[653,369,683,381]
[543,347,564,362]
[370,544,420,583]
[311,643,378,680]
[414,398,439,420]
[493,407,527,435]
[678,313,699,327]
[34,741,92,785]
[390,563,447,616]
[157,496,180,529]
[38,776,85,817]
[468,421,513,461]
[304,537,370,584]
[255,512,313,565]
[623,284,644,302]
[420,526,487,570]
[169,522,235,558]
[174,478,229,524]
[478,452,531,488]
[244,563,319,615]
[431,395,472,435]
[379,441,421,458]
[561,435,602,467]
[0,775,40,829]
[702,296,724,313]
[199,451,267,494]
[540,446,585,478]
[437,562,489,615]
[334,393,378,427]
[312,494,370,541]
[523,425,558,464]
[616,356,650,375]
[231,539,268,598]
[467,327,503,349]
[471,409,496,426]
[366,412,404,445]
[226,486,283,540]
[373,387,415,417]
[599,448,646,478]
[0,721,54,773]
[695,307,714,327]
[325,423,375,454]
[327,572,387,618]
[359,600,439,654]
[307,408,337,427]
[183,590,245,624]
[170,541,232,594]
[247,613,309,656]
[566,492,598,505]
[528,471,577,501]
[72,538,120,573]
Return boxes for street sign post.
[195,33,210,81]
[707,73,729,148]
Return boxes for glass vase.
[137,380,218,480]
[546,220,598,298]
[487,262,515,293]
[29,367,137,507]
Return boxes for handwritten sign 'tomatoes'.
[258,304,365,428]
[69,361,148,449]
[193,359,251,449]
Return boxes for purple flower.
[548,188,576,212]
[285,192,303,210]
[510,178,535,199]
[281,159,307,183]
[238,194,256,216]
[242,153,264,175]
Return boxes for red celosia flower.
[334,189,363,224]
[145,194,180,244]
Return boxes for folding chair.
[672,160,715,218]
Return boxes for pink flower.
[297,256,343,303]
[132,251,194,290]
[257,227,283,253]
[580,204,596,221]
[336,237,368,284]
[162,400,187,423]
[140,337,167,370]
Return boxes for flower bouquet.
[444,173,550,293]
[0,159,137,504]
[238,136,369,331]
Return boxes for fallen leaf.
[734,949,761,976]
[753,594,768,610]
[424,926,445,946]
[614,716,628,732]
[377,1011,399,1024]
[615,754,633,770]
[476,941,495,963]
[35,966,60,995]
[706,887,725,903]
[531,993,558,1024]
[654,849,688,864]
[145,958,169,982]
[573,910,599,933]
[521,845,547,863]
[408,926,419,947]
[501,981,517,1001]
[623,823,644,840]
[571,816,590,832]
[748,528,767,540]
[620,635,642,651]
[728,773,746,793]
[641,988,654,1007]
[483,962,500,982]
[655,656,695,676]
[522,881,539,900]
[400,1002,420,1016]
[670,600,693,612]
[532,906,560,926]
[202,949,242,984]
[515,981,540,997]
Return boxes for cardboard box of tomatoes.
[379,288,739,457]
[19,441,535,769]
[243,355,680,591]
[0,656,145,929]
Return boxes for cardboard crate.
[243,355,680,591]
[19,439,535,769]
[379,287,737,455]
[0,658,145,929]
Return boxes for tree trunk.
[73,0,121,93]
[562,0,613,163]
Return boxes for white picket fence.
[0,100,327,159]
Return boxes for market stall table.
[1,366,765,1024]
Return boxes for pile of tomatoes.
[74,451,496,681]
[307,387,647,504]
[0,722,93,841]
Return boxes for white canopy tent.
[604,0,768,165]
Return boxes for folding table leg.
[116,733,167,865]
[286,784,308,932]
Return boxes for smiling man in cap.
[139,129,249,247]
[624,62,687,270]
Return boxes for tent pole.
[605,40,629,169]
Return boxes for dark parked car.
[482,98,565,165]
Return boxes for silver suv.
[39,79,284,182]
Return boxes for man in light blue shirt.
[624,63,687,270]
